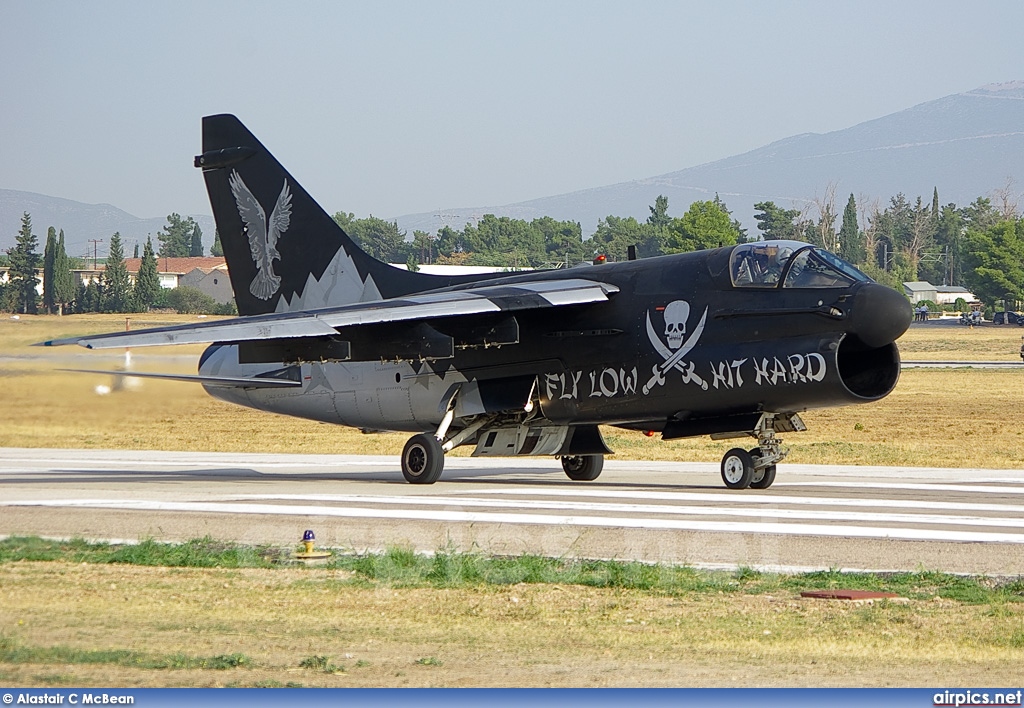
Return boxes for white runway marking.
[778,482,1024,494]
[4,498,1024,544]
[433,486,1024,512]
[231,493,1024,528]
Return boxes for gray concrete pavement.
[2,447,1023,575]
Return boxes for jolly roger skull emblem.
[643,299,710,393]
[663,300,690,349]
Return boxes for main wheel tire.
[561,454,604,481]
[401,433,445,484]
[747,447,778,489]
[721,447,754,490]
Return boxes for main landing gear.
[560,454,604,481]
[401,433,445,484]
[718,414,798,490]
[399,429,608,484]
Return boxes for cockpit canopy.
[729,240,871,289]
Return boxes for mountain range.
[394,81,1024,236]
[0,189,214,263]
[3,81,1023,257]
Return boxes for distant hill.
[0,189,214,261]
[394,81,1024,236]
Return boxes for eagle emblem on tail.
[228,170,293,300]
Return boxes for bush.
[159,286,217,314]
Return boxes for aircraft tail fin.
[196,114,465,316]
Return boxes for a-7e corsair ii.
[41,115,912,490]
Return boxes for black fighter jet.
[41,115,913,489]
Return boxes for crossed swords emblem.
[642,306,709,394]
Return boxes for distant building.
[73,257,232,304]
[179,265,233,304]
[903,282,937,304]
[903,281,976,306]
[934,285,975,305]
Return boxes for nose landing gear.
[718,413,800,490]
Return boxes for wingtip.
[32,337,85,348]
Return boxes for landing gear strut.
[748,447,777,489]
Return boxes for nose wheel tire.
[561,454,604,481]
[721,448,754,489]
[401,433,445,484]
[748,447,777,489]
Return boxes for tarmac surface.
[2,447,1024,576]
[901,360,1023,368]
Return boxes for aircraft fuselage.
[199,243,906,441]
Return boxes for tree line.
[1,212,230,315]
[4,185,1022,315]
[332,194,747,271]
[335,185,1023,307]
[752,184,1023,307]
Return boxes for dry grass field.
[1,314,1021,468]
[1,560,1022,687]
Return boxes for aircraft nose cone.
[849,283,913,348]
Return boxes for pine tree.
[189,223,204,257]
[43,226,56,314]
[647,195,671,229]
[134,237,161,311]
[101,232,132,312]
[53,230,76,316]
[210,229,223,257]
[8,212,40,314]
[80,280,101,313]
[158,213,196,257]
[133,242,139,259]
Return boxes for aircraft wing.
[37,278,619,350]
[58,369,301,388]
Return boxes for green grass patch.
[3,535,1023,605]
[0,633,251,670]
[298,655,344,673]
[0,535,281,568]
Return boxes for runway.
[2,447,1024,575]
[902,360,1023,368]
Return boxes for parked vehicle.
[992,311,1023,325]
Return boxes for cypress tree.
[8,212,40,314]
[101,232,132,312]
[210,229,223,257]
[134,237,161,310]
[53,230,76,316]
[43,226,56,314]
[190,224,204,257]
[838,194,865,265]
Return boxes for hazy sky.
[2,0,1023,222]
